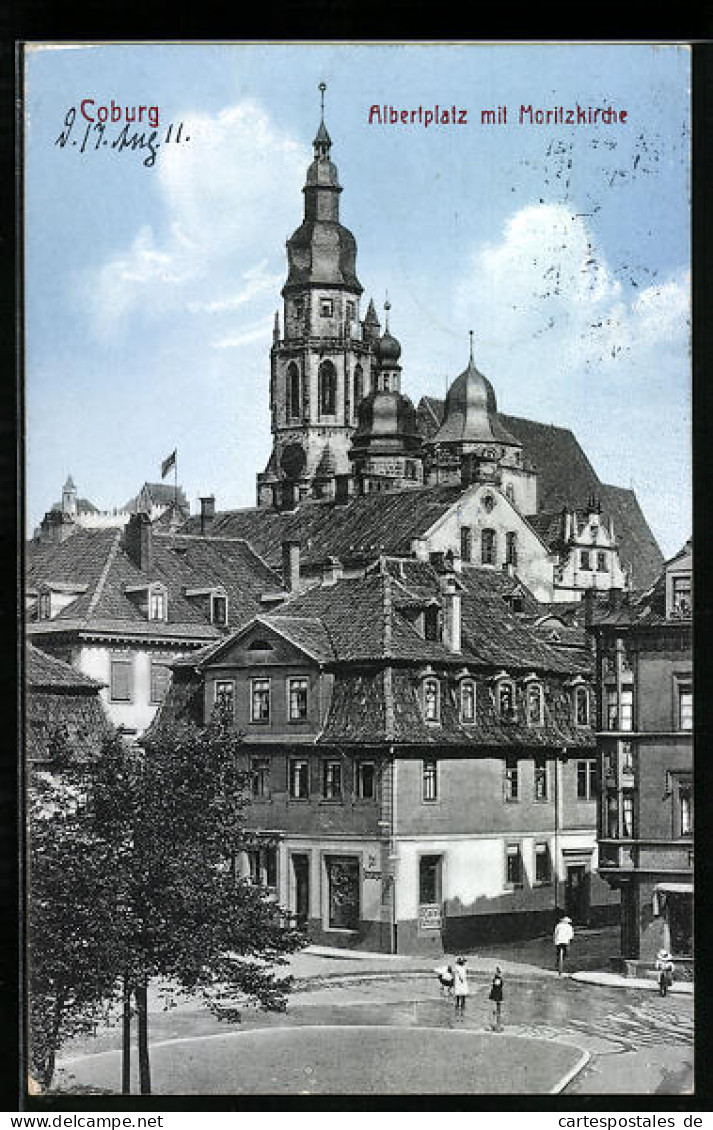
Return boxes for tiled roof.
[417,399,663,588]
[49,497,98,515]
[123,482,189,511]
[26,642,104,690]
[179,486,464,571]
[25,528,283,642]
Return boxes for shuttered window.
[110,658,132,702]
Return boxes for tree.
[29,716,304,1093]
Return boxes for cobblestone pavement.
[56,966,693,1096]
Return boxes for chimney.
[335,474,351,505]
[321,555,343,587]
[39,509,76,545]
[199,495,215,535]
[439,574,462,653]
[429,550,446,573]
[282,538,301,592]
[124,512,154,572]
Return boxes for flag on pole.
[161,450,177,479]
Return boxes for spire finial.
[319,81,327,120]
[384,292,391,331]
[469,329,475,363]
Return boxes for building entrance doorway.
[564,864,590,925]
[292,854,310,928]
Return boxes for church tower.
[257,84,376,507]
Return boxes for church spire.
[313,81,332,158]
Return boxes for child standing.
[489,966,504,1030]
[453,956,469,1017]
[655,949,675,997]
[435,964,455,996]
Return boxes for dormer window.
[525,681,544,726]
[496,679,516,721]
[38,591,52,620]
[210,592,228,627]
[424,605,441,642]
[423,677,440,723]
[670,574,692,618]
[460,678,476,723]
[149,587,167,622]
[575,685,589,726]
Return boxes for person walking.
[435,964,455,996]
[554,914,574,975]
[655,949,675,997]
[489,966,504,1030]
[453,956,469,1017]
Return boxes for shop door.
[326,856,360,931]
[565,865,590,925]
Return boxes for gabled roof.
[26,642,104,691]
[25,644,113,763]
[123,482,190,512]
[416,399,663,588]
[25,527,284,642]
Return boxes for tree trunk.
[136,979,151,1095]
[121,978,132,1094]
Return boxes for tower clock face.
[280,443,306,480]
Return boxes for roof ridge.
[84,530,123,622]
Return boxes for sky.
[23,42,691,559]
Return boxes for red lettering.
[80,99,95,122]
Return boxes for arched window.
[460,679,476,723]
[481,528,496,566]
[286,362,301,419]
[354,364,363,406]
[575,685,589,726]
[423,678,440,722]
[526,682,544,725]
[498,680,515,720]
[319,361,337,415]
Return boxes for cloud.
[84,100,307,335]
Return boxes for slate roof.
[123,482,190,512]
[49,497,99,515]
[417,398,663,588]
[25,527,283,643]
[26,642,104,690]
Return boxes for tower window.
[354,364,364,406]
[506,532,518,567]
[320,298,334,318]
[319,361,337,415]
[287,362,301,419]
[481,528,496,566]
[346,300,355,322]
[580,550,591,571]
[597,551,608,572]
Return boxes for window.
[251,678,271,722]
[679,786,693,837]
[575,686,589,726]
[422,757,438,802]
[320,298,334,317]
[215,679,235,717]
[287,362,301,419]
[576,759,597,801]
[419,855,442,904]
[423,678,440,722]
[354,364,364,405]
[481,528,496,566]
[498,681,515,721]
[251,757,270,799]
[322,760,342,801]
[534,755,548,801]
[606,689,618,730]
[210,593,228,627]
[357,761,375,800]
[622,790,635,838]
[527,683,543,725]
[671,574,692,617]
[597,551,608,572]
[678,683,692,731]
[620,741,634,776]
[293,298,304,318]
[149,661,171,705]
[38,592,51,620]
[505,484,515,503]
[606,793,619,838]
[288,677,309,721]
[620,687,633,731]
[580,550,591,571]
[346,300,355,322]
[326,856,360,930]
[110,658,133,702]
[149,588,167,621]
[460,527,473,563]
[504,756,519,802]
[289,758,309,800]
[319,360,337,415]
[506,531,518,567]
[460,679,476,723]
[534,842,551,884]
[247,846,277,889]
[505,843,523,887]
[424,606,440,642]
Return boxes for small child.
[655,949,674,997]
[435,964,455,996]
[453,956,469,1016]
[489,966,504,1030]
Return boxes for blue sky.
[24,42,691,559]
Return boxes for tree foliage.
[28,714,304,1090]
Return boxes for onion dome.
[433,333,521,448]
[374,298,402,367]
